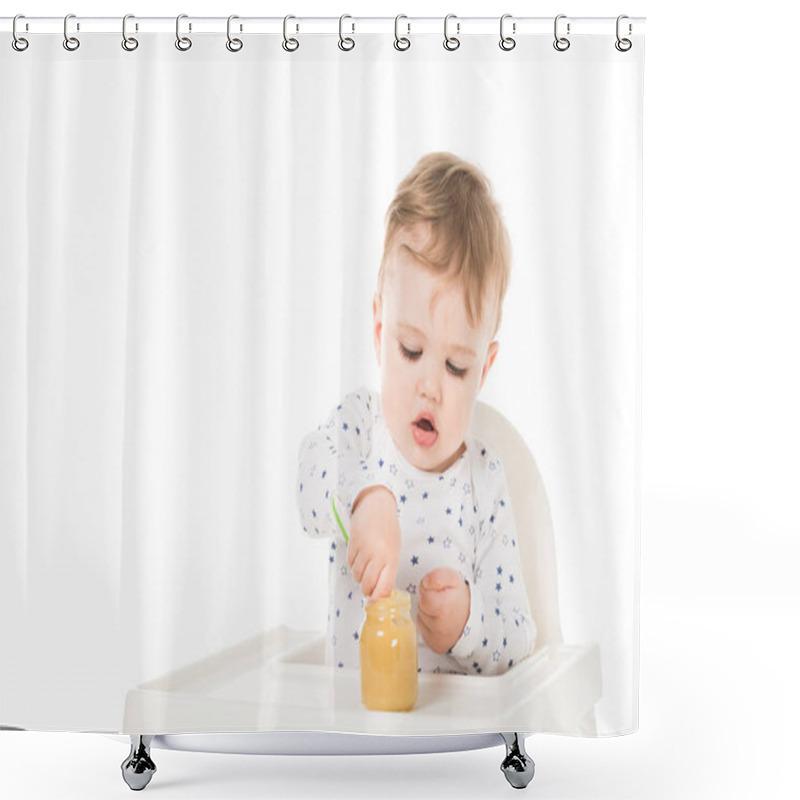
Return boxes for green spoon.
[331,496,349,543]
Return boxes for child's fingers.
[360,559,382,598]
[417,585,435,617]
[416,610,450,655]
[346,541,359,569]
[422,567,462,592]
[349,550,366,583]
[418,583,449,618]
[416,611,433,641]
[371,563,395,600]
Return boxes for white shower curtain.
[1,19,643,737]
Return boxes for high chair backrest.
[470,402,564,649]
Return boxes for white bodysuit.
[296,387,536,676]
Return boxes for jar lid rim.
[366,588,411,610]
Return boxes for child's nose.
[418,365,441,403]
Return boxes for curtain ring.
[175,14,192,51]
[338,14,355,51]
[553,14,570,52]
[615,15,632,52]
[283,15,299,52]
[12,14,29,52]
[394,14,410,51]
[443,14,460,51]
[122,14,139,52]
[63,13,80,51]
[226,15,243,52]
[499,14,516,51]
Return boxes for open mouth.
[412,414,438,447]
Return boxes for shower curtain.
[0,16,644,737]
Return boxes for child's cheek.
[451,392,471,442]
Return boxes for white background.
[1,1,798,799]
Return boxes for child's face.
[373,224,499,473]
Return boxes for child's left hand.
[417,568,471,654]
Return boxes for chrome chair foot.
[500,732,535,789]
[121,735,157,791]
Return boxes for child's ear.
[479,340,499,390]
[372,292,383,366]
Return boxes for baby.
[297,152,536,676]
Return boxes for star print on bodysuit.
[297,387,536,675]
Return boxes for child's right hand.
[347,486,400,600]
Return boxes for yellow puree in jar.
[360,589,418,712]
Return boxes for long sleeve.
[448,460,537,675]
[296,388,394,540]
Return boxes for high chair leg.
[500,732,535,789]
[121,735,157,791]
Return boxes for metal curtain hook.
[394,14,410,51]
[615,14,632,51]
[339,14,355,51]
[283,15,299,51]
[175,13,192,50]
[443,14,460,51]
[12,14,29,51]
[553,14,570,52]
[499,14,516,51]
[122,14,139,51]
[227,15,243,51]
[63,13,80,51]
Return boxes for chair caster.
[121,735,157,791]
[500,732,535,789]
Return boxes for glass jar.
[360,589,418,712]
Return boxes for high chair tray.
[122,626,601,735]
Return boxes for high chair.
[120,402,601,791]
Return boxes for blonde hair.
[378,152,511,337]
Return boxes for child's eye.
[400,343,422,361]
[447,361,468,379]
